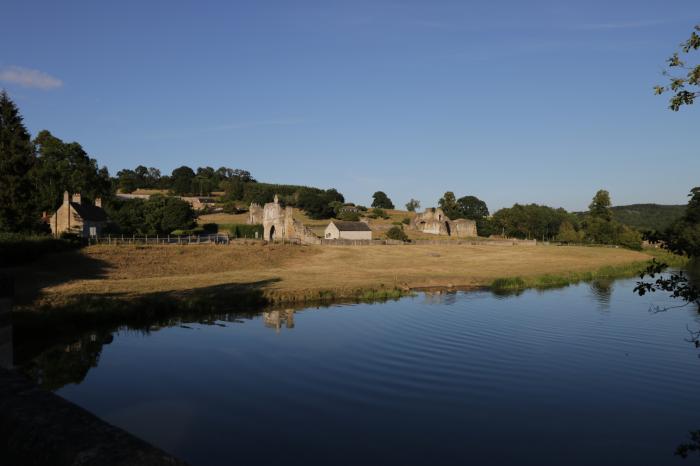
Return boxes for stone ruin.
[248,195,320,244]
[248,203,264,225]
[409,207,477,238]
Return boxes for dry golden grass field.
[11,242,653,308]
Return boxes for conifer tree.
[0,90,37,232]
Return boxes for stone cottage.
[409,207,477,238]
[324,221,372,240]
[257,195,320,244]
[49,192,108,238]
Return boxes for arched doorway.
[269,225,276,241]
[444,221,451,236]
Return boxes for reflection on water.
[263,309,295,332]
[589,279,614,310]
[12,277,700,466]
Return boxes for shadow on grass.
[5,249,111,305]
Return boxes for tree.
[0,91,38,232]
[116,169,138,193]
[32,130,111,213]
[589,189,612,221]
[386,226,408,241]
[171,166,195,195]
[438,192,458,218]
[557,221,583,243]
[405,199,420,212]
[654,25,700,110]
[665,187,700,258]
[456,195,489,220]
[372,191,394,209]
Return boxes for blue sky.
[1,0,698,211]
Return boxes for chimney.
[63,191,70,204]
[72,193,81,205]
[94,197,102,208]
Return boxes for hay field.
[12,242,652,307]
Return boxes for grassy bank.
[6,242,676,326]
[490,248,688,292]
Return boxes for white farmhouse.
[324,221,372,240]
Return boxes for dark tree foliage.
[372,191,394,209]
[664,187,700,258]
[438,192,489,221]
[297,188,345,219]
[492,203,573,241]
[438,192,458,218]
[170,166,196,195]
[386,226,408,241]
[32,130,111,213]
[610,204,686,232]
[654,25,700,110]
[0,91,38,232]
[105,196,195,235]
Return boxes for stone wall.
[409,208,478,238]
[260,196,320,244]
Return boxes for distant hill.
[611,204,686,231]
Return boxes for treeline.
[432,190,643,249]
[653,188,700,258]
[116,165,255,196]
[610,204,686,232]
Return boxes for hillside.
[611,204,685,231]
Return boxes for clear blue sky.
[1,0,697,211]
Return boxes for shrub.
[372,208,389,219]
[386,226,408,241]
[338,211,360,221]
[402,217,411,225]
[229,224,264,238]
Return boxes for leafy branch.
[654,25,700,110]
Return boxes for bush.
[371,208,389,219]
[226,224,264,238]
[201,223,218,234]
[0,233,82,266]
[338,211,360,221]
[386,226,408,241]
[402,217,411,225]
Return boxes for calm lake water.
[14,277,700,465]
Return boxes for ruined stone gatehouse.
[49,192,108,238]
[409,207,477,238]
[251,195,320,244]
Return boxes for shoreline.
[11,249,685,331]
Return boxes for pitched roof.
[71,202,108,222]
[331,221,371,232]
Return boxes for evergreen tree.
[0,91,37,232]
[372,191,394,209]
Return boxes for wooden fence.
[87,234,232,245]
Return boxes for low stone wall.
[0,368,188,465]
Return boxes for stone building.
[257,195,320,244]
[409,207,477,238]
[248,203,264,224]
[49,192,108,238]
[324,221,372,240]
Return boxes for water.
[13,277,700,465]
